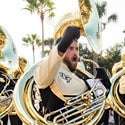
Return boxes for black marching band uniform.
[0,70,22,125]
[34,26,111,124]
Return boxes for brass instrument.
[108,68,125,118]
[0,71,15,118]
[107,47,125,118]
[0,26,29,118]
[13,0,106,124]
[44,80,106,125]
[13,62,106,125]
[0,25,18,118]
[54,0,102,54]
[12,56,28,79]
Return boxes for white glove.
[119,75,125,94]
[86,78,107,96]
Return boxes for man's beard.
[63,57,77,72]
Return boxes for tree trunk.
[92,51,98,76]
[32,45,35,63]
[40,14,45,58]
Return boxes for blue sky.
[0,0,125,63]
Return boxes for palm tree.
[92,1,118,75]
[44,37,54,55]
[22,33,41,63]
[23,0,55,57]
[96,1,118,31]
[44,37,54,49]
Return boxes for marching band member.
[34,26,111,123]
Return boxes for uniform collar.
[61,63,71,72]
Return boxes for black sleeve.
[96,67,111,90]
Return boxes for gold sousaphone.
[0,26,18,118]
[54,0,102,53]
[108,68,125,118]
[13,0,106,124]
[107,47,125,118]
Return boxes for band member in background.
[112,47,125,125]
[0,56,28,125]
[0,69,21,125]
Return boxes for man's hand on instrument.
[96,67,111,95]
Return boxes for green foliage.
[23,0,55,57]
[22,33,41,46]
[108,14,118,22]
[79,41,125,76]
[22,33,41,63]
[24,0,55,17]
[98,42,124,75]
[96,1,118,31]
[96,1,107,18]
[79,43,93,73]
[44,37,54,49]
